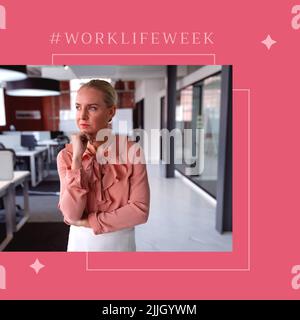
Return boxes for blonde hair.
[79,79,118,107]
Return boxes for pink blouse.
[57,137,150,235]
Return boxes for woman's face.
[75,87,115,138]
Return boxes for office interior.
[0,65,232,251]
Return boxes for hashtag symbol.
[49,32,61,44]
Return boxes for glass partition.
[175,73,221,198]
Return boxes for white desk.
[0,171,30,251]
[10,171,30,232]
[0,181,14,251]
[15,147,49,187]
[38,139,60,146]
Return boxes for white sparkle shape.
[261,35,277,50]
[30,258,45,274]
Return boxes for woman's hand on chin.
[71,132,92,160]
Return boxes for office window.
[195,74,221,196]
[0,88,6,126]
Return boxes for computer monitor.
[50,131,64,139]
[21,134,37,150]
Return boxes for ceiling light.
[0,65,27,82]
[5,77,61,97]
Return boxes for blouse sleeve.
[87,155,150,235]
[57,150,89,223]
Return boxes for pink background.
[0,0,299,299]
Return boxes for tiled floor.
[135,164,232,252]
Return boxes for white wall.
[135,80,146,102]
[112,108,133,135]
[59,119,77,133]
[135,79,164,162]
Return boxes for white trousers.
[67,225,136,252]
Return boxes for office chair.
[50,130,64,140]
[0,144,28,171]
[55,134,70,143]
[0,144,17,168]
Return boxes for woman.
[57,79,150,251]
